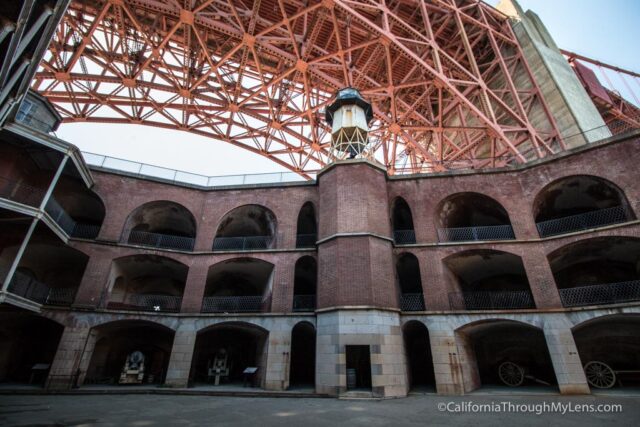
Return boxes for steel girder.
[32,0,563,175]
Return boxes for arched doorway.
[402,321,435,392]
[191,323,269,388]
[289,322,316,388]
[83,321,174,386]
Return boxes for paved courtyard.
[1,394,639,426]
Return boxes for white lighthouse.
[325,88,374,160]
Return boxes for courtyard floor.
[1,393,640,426]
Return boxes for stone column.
[165,324,197,388]
[428,322,467,395]
[47,326,91,390]
[543,315,590,394]
[263,328,291,390]
[521,246,563,308]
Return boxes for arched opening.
[51,175,105,239]
[191,323,269,388]
[455,320,557,392]
[293,256,317,312]
[396,253,425,311]
[296,202,317,248]
[402,321,435,392]
[573,315,640,389]
[105,255,188,312]
[5,229,89,306]
[548,237,640,307]
[444,250,535,310]
[84,321,174,386]
[391,197,416,244]
[0,312,63,387]
[123,201,196,251]
[203,258,274,313]
[436,192,515,242]
[289,322,316,388]
[213,205,277,251]
[534,175,634,237]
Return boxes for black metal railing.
[70,223,101,239]
[7,271,76,306]
[107,293,182,312]
[45,197,77,235]
[296,233,317,248]
[293,294,316,311]
[0,176,45,207]
[201,295,265,313]
[400,293,425,311]
[449,290,535,310]
[393,229,416,244]
[127,229,195,251]
[437,224,515,242]
[559,280,640,307]
[212,236,272,251]
[536,206,631,237]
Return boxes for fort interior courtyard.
[0,0,640,402]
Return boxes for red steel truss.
[562,49,640,129]
[32,0,566,176]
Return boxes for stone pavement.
[1,394,640,426]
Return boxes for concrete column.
[522,246,563,308]
[543,316,590,394]
[180,259,209,313]
[427,324,467,395]
[165,324,197,388]
[264,329,291,390]
[47,326,91,390]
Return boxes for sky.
[56,0,640,177]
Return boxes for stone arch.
[435,192,515,242]
[443,249,535,310]
[533,175,635,237]
[391,197,416,244]
[454,319,557,392]
[123,200,197,250]
[296,201,317,248]
[213,204,278,250]
[191,321,270,387]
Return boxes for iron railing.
[201,295,265,313]
[393,229,417,244]
[559,280,640,307]
[127,229,195,251]
[107,293,182,312]
[449,290,535,310]
[536,205,630,237]
[71,223,101,239]
[0,175,45,206]
[7,271,76,306]
[296,233,317,248]
[212,236,272,251]
[437,224,515,242]
[45,197,77,235]
[292,294,316,311]
[400,293,425,311]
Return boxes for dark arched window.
[296,202,317,248]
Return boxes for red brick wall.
[57,136,639,314]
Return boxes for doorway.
[346,345,372,390]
